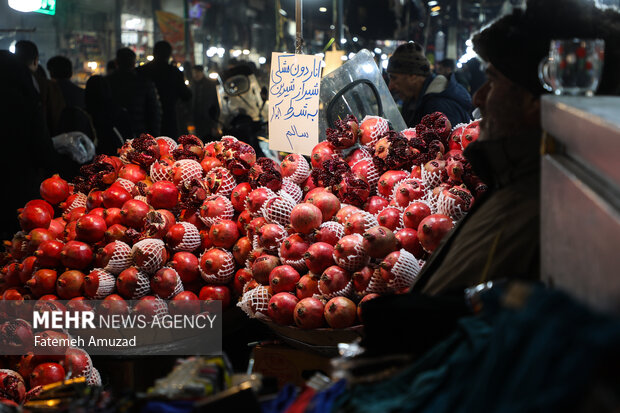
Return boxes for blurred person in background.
[139,40,191,138]
[436,58,471,93]
[387,42,472,127]
[107,48,161,139]
[191,64,220,141]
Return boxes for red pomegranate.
[268,292,299,325]
[296,274,320,299]
[257,224,287,252]
[334,234,368,271]
[233,268,253,295]
[48,218,67,239]
[169,252,200,283]
[352,265,375,293]
[334,205,361,225]
[236,210,252,236]
[103,207,123,227]
[64,347,91,378]
[199,285,231,309]
[377,170,409,198]
[300,175,318,195]
[306,191,341,221]
[151,267,182,299]
[460,120,479,149]
[343,211,375,235]
[423,156,448,182]
[230,182,252,212]
[102,183,132,209]
[363,196,389,215]
[209,220,240,249]
[251,254,281,285]
[376,207,402,231]
[360,116,389,147]
[86,190,104,211]
[289,203,323,234]
[100,294,129,316]
[198,248,234,284]
[269,265,301,294]
[279,234,309,268]
[132,238,168,273]
[146,181,179,210]
[116,267,150,299]
[0,370,26,404]
[75,214,107,243]
[417,214,454,253]
[446,160,464,183]
[63,206,86,223]
[169,291,201,316]
[27,269,57,297]
[120,199,150,229]
[30,362,65,387]
[319,265,351,296]
[84,269,115,299]
[324,297,357,328]
[334,172,370,207]
[379,251,401,282]
[362,226,397,259]
[395,228,425,259]
[18,203,52,232]
[25,198,55,218]
[346,147,371,166]
[232,237,252,266]
[56,270,85,299]
[293,297,325,329]
[104,224,128,244]
[303,242,335,274]
[200,156,223,173]
[357,293,380,322]
[310,141,337,170]
[118,164,147,183]
[18,256,38,284]
[200,195,234,226]
[441,185,474,214]
[393,179,426,208]
[314,222,344,246]
[403,202,432,229]
[60,241,93,269]
[40,174,70,205]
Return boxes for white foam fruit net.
[317,278,353,300]
[173,222,201,252]
[287,155,311,184]
[237,285,271,318]
[155,267,185,299]
[130,270,151,299]
[156,136,178,153]
[279,178,303,203]
[423,188,441,214]
[391,178,426,203]
[131,238,166,274]
[437,191,468,222]
[261,195,295,227]
[278,244,308,272]
[421,167,445,189]
[114,178,135,193]
[150,297,170,318]
[199,248,235,284]
[119,139,133,164]
[333,234,370,272]
[134,195,148,203]
[199,195,235,227]
[103,241,132,275]
[88,269,116,299]
[375,205,405,232]
[365,269,391,295]
[316,221,345,242]
[173,159,204,187]
[64,192,88,213]
[207,167,236,197]
[360,115,389,149]
[244,187,277,217]
[87,367,102,387]
[149,161,172,182]
[68,347,93,379]
[388,249,423,291]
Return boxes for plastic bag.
[51,131,96,164]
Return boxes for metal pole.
[337,0,343,47]
[295,0,303,54]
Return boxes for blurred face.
[472,64,541,141]
[388,72,425,101]
[193,69,204,80]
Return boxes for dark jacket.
[56,78,85,109]
[402,74,473,127]
[191,77,220,141]
[411,131,542,296]
[107,69,162,138]
[139,61,191,138]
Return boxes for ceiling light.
[431,6,441,12]
[352,36,358,42]
[427,1,438,6]
[374,47,382,54]
[361,26,367,31]
[279,9,287,16]
[258,56,267,64]
[319,7,327,12]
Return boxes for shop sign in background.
[268,52,323,155]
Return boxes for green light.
[34,0,56,15]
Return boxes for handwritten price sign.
[268,52,323,155]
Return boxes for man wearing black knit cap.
[361,0,620,356]
[387,42,472,127]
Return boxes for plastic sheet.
[51,131,96,164]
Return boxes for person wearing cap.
[387,42,473,128]
[361,0,620,356]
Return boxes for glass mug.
[538,38,605,96]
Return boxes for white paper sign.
[268,52,323,155]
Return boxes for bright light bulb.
[258,56,267,64]
[8,0,40,12]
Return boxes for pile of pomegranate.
[0,111,482,377]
